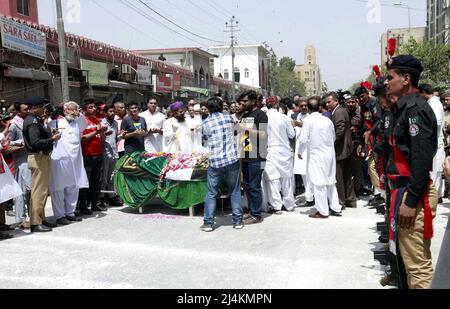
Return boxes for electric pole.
[56,0,70,103]
[225,16,240,101]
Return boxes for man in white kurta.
[139,98,165,153]
[427,94,446,200]
[264,106,297,212]
[294,103,314,204]
[297,104,342,218]
[163,102,192,154]
[49,102,89,224]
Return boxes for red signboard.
[173,74,181,91]
[153,75,173,93]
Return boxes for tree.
[400,38,450,91]
[271,56,306,97]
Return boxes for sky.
[37,0,427,90]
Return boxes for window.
[224,69,229,80]
[244,69,249,78]
[234,68,240,83]
[17,0,30,16]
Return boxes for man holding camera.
[23,96,62,233]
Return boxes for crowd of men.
[1,54,450,289]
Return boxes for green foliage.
[270,56,306,97]
[400,39,450,91]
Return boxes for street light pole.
[56,0,70,103]
[225,16,240,101]
[394,2,411,33]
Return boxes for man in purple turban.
[163,101,192,154]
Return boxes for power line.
[354,0,425,12]
[138,0,225,43]
[186,0,226,23]
[91,0,168,47]
[120,0,208,48]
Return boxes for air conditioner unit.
[122,64,132,74]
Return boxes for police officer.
[23,97,61,233]
[355,84,385,207]
[384,55,439,289]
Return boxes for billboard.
[0,17,46,60]
[81,59,108,86]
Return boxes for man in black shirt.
[23,97,61,233]
[237,90,268,225]
[385,55,438,289]
[121,101,147,154]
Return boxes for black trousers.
[336,156,357,207]
[78,155,103,210]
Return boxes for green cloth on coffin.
[114,152,168,208]
[114,152,208,210]
[158,179,207,210]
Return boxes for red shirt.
[82,116,103,156]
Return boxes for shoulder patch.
[408,116,419,125]
[409,124,419,137]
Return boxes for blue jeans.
[242,160,263,219]
[204,161,243,226]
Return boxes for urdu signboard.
[0,17,46,60]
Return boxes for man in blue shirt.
[201,97,243,232]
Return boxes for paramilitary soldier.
[384,55,439,289]
[23,96,61,233]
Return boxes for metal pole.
[56,0,70,103]
[225,17,239,101]
[407,6,411,33]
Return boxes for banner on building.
[137,65,152,85]
[81,59,108,86]
[152,74,173,93]
[0,17,46,60]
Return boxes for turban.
[169,101,184,112]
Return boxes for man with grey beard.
[48,102,88,225]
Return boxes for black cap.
[373,77,387,97]
[387,55,423,73]
[25,96,49,106]
[354,87,368,96]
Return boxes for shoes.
[282,206,296,213]
[30,224,52,233]
[438,198,443,204]
[368,195,385,207]
[42,221,57,228]
[298,200,315,208]
[0,224,15,232]
[233,222,244,230]
[359,189,372,197]
[108,197,124,207]
[268,209,283,215]
[379,235,389,244]
[81,209,94,216]
[200,224,214,232]
[309,212,329,219]
[243,216,262,225]
[20,221,31,230]
[243,213,252,220]
[66,216,82,222]
[341,205,346,211]
[56,218,72,226]
[330,210,343,217]
[0,232,13,240]
[92,205,107,212]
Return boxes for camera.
[45,103,61,120]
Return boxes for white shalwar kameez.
[139,110,165,153]
[48,117,89,219]
[186,115,205,154]
[0,133,22,204]
[428,96,446,199]
[163,118,193,154]
[294,113,313,202]
[297,112,341,217]
[263,109,296,211]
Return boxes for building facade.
[209,44,269,94]
[427,0,450,44]
[0,0,38,23]
[380,27,426,65]
[294,45,322,96]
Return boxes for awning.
[180,86,210,96]
[3,65,51,81]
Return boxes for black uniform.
[23,114,53,154]
[384,92,437,207]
